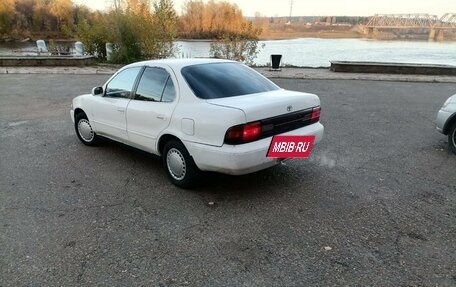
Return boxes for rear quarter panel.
[165,102,246,147]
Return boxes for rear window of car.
[181,62,280,99]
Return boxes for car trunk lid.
[206,89,320,122]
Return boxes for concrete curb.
[255,68,456,83]
[1,66,456,83]
[0,66,115,75]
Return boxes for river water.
[1,38,455,67]
[177,38,456,67]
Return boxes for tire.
[74,112,99,146]
[162,139,200,189]
[448,122,456,155]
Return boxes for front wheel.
[448,122,456,154]
[162,140,200,189]
[75,112,99,146]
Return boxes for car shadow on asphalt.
[97,137,311,196]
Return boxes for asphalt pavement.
[0,74,455,286]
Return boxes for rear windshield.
[181,62,280,99]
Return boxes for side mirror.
[92,86,103,96]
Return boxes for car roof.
[124,58,238,70]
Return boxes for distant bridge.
[364,13,456,41]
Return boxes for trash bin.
[270,54,282,70]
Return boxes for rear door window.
[135,67,176,102]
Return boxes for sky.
[73,0,454,17]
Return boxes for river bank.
[259,26,456,41]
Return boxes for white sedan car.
[71,59,324,188]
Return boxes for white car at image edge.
[436,94,456,154]
[70,59,324,188]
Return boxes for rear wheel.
[449,122,456,154]
[75,112,99,146]
[162,139,200,188]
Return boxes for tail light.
[225,122,262,144]
[311,106,321,123]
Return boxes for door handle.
[117,108,125,113]
[157,115,165,120]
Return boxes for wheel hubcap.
[167,148,186,181]
[78,119,94,142]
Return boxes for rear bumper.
[185,122,324,175]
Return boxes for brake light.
[311,106,321,123]
[225,122,262,144]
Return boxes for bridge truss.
[366,13,456,29]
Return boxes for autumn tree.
[76,0,179,63]
[253,12,269,36]
[72,4,93,27]
[149,0,179,57]
[76,12,113,59]
[49,0,74,30]
[14,0,34,32]
[180,0,253,39]
[210,21,263,65]
[180,0,204,37]
[0,0,91,40]
[179,1,263,64]
[179,0,264,64]
[32,0,52,32]
[114,0,178,61]
[0,0,15,36]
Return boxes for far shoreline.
[2,30,456,45]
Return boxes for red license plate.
[267,135,315,158]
